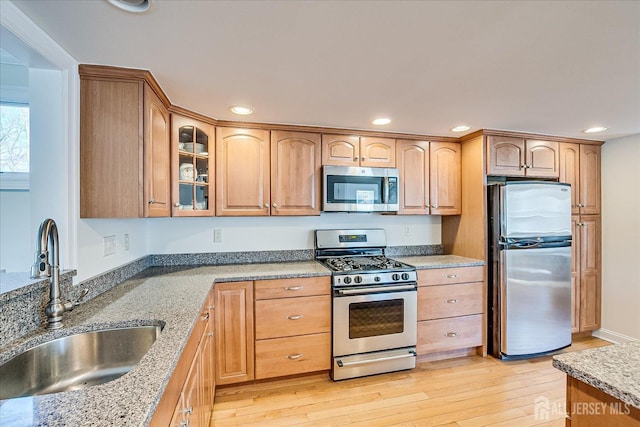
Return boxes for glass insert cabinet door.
[171,114,215,216]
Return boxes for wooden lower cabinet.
[152,289,215,427]
[254,277,331,380]
[571,215,602,333]
[417,266,484,356]
[565,376,640,426]
[215,281,254,385]
[255,333,331,379]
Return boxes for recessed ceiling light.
[230,106,253,115]
[451,125,471,132]
[583,126,608,133]
[107,0,151,13]
[372,118,391,126]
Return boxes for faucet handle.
[74,288,89,306]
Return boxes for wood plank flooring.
[212,337,610,427]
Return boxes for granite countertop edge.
[552,341,640,409]
[0,255,484,426]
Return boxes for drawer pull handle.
[446,299,459,304]
[287,353,303,360]
[286,314,304,320]
[284,286,304,291]
[201,312,209,321]
[444,274,459,279]
[445,332,458,337]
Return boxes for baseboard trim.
[592,328,638,344]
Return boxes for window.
[0,103,29,189]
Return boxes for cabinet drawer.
[255,333,331,379]
[418,282,483,321]
[418,266,483,286]
[255,295,330,339]
[417,314,482,354]
[255,276,331,300]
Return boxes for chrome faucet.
[31,218,87,329]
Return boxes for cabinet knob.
[183,406,193,415]
[149,198,155,204]
[431,205,437,209]
[264,204,269,209]
[174,203,180,207]
[273,203,278,208]
[445,332,459,337]
[201,312,210,321]
[353,157,358,161]
[361,156,366,161]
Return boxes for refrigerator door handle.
[511,240,541,249]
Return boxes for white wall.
[0,190,30,272]
[73,214,440,283]
[598,133,640,342]
[146,214,440,254]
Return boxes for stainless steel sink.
[0,325,161,400]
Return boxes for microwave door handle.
[383,177,389,203]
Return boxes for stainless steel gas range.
[315,229,418,381]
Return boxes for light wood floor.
[212,337,610,427]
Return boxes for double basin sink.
[0,325,162,400]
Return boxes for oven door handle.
[335,284,416,295]
[336,349,417,367]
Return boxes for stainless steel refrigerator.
[488,181,572,359]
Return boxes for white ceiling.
[9,0,640,140]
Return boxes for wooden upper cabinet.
[80,65,171,218]
[360,137,396,167]
[396,140,430,214]
[526,139,559,178]
[271,131,322,216]
[396,140,460,215]
[560,143,581,214]
[321,134,359,166]
[430,142,461,215]
[559,143,601,215]
[171,114,215,217]
[579,145,601,215]
[144,85,171,217]
[216,127,270,216]
[487,136,525,176]
[487,136,559,178]
[322,135,395,167]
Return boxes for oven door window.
[348,299,404,338]
[326,175,383,204]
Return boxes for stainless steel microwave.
[322,166,399,212]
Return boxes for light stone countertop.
[553,341,640,409]
[0,255,484,426]
[395,254,484,269]
[0,261,330,427]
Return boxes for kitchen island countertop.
[553,341,640,409]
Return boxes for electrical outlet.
[104,235,116,256]
[404,226,411,237]
[124,233,130,251]
[213,228,223,243]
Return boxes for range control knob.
[401,273,410,281]
[374,276,381,282]
[343,276,352,285]
[392,273,400,281]
[354,276,363,284]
